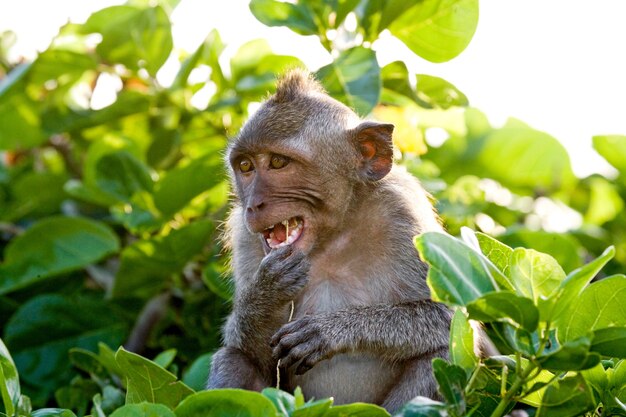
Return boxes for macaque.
[207,69,454,412]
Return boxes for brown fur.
[208,69,453,412]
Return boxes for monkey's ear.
[353,122,394,181]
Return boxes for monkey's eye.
[270,154,289,169]
[239,157,254,173]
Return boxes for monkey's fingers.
[270,316,312,347]
[272,330,309,360]
[294,350,326,375]
[278,345,309,370]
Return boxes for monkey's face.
[228,146,352,255]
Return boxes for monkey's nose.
[246,201,265,213]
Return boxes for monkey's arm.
[271,301,451,375]
[208,246,309,389]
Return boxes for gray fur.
[208,69,457,413]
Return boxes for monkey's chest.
[291,353,399,405]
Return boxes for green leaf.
[449,309,477,371]
[181,353,212,392]
[153,153,224,217]
[112,219,214,297]
[535,374,595,417]
[110,402,176,417]
[0,216,120,294]
[250,0,318,35]
[174,389,278,417]
[477,127,577,192]
[43,91,151,134]
[467,291,539,332]
[323,403,390,417]
[1,171,68,222]
[84,5,173,76]
[544,246,615,324]
[475,232,513,276]
[115,348,193,409]
[316,47,381,116]
[380,61,418,105]
[415,74,468,109]
[95,151,154,203]
[153,349,177,369]
[172,29,225,90]
[4,295,129,401]
[557,275,626,343]
[292,397,333,417]
[359,0,417,42]
[395,397,447,416]
[0,338,20,417]
[432,359,466,414]
[415,232,502,306]
[68,348,109,379]
[229,39,273,82]
[593,135,626,174]
[537,337,600,371]
[510,248,565,307]
[499,230,582,274]
[262,388,295,417]
[585,176,624,225]
[388,0,479,63]
[31,409,77,417]
[591,327,626,358]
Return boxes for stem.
[491,361,538,417]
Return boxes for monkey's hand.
[256,246,310,304]
[270,314,337,375]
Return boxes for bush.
[0,0,625,416]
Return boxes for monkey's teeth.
[265,217,303,249]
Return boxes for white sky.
[2,0,625,177]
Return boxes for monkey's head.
[226,69,394,255]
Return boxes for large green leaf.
[509,248,565,305]
[590,327,626,358]
[499,230,582,274]
[557,275,626,343]
[0,338,20,417]
[466,291,539,332]
[0,63,44,150]
[535,374,595,417]
[249,0,318,36]
[181,353,212,392]
[174,389,277,417]
[585,176,624,225]
[115,348,193,409]
[415,74,468,109]
[153,153,224,217]
[0,216,120,294]
[415,232,503,306]
[544,246,615,324]
[83,5,173,76]
[537,337,600,371]
[110,403,176,417]
[112,220,214,297]
[95,151,154,203]
[475,232,513,276]
[449,309,477,371]
[593,135,626,174]
[316,47,381,116]
[3,295,129,400]
[477,126,577,192]
[388,0,479,63]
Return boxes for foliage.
[0,0,625,416]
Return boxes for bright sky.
[2,0,625,177]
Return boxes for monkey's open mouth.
[262,217,304,249]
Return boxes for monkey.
[207,69,455,412]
